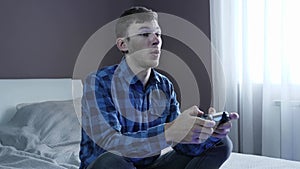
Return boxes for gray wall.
[0,0,212,110]
[0,0,134,78]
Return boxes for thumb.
[208,107,216,115]
[187,106,203,117]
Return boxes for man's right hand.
[164,106,216,145]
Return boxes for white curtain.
[210,0,300,161]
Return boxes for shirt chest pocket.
[148,90,170,121]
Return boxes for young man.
[80,6,239,169]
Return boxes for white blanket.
[0,100,81,169]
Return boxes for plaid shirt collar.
[115,57,161,86]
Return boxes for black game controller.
[200,111,230,127]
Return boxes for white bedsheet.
[221,152,300,169]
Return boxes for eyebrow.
[138,26,161,31]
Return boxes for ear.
[116,38,128,53]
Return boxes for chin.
[151,64,159,68]
[150,60,159,68]
[145,54,160,67]
[144,59,159,68]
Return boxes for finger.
[191,125,202,133]
[229,112,239,120]
[208,107,216,115]
[198,132,211,140]
[184,132,210,144]
[212,132,227,139]
[216,121,232,130]
[212,127,230,138]
[192,125,214,135]
[214,128,230,135]
[195,117,216,127]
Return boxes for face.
[123,20,162,70]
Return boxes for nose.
[150,33,161,46]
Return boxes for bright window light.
[245,0,300,84]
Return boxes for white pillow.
[8,99,81,146]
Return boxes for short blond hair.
[115,6,158,38]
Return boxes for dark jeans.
[87,136,232,169]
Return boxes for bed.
[1,79,300,169]
[0,79,82,169]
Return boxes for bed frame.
[0,78,82,124]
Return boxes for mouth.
[150,49,160,55]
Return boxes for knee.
[217,136,233,160]
[87,152,113,169]
[87,152,133,169]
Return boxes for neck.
[137,70,151,87]
[125,56,151,87]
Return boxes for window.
[242,0,300,84]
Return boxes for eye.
[140,33,151,37]
[137,32,162,38]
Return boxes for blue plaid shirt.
[79,58,220,169]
